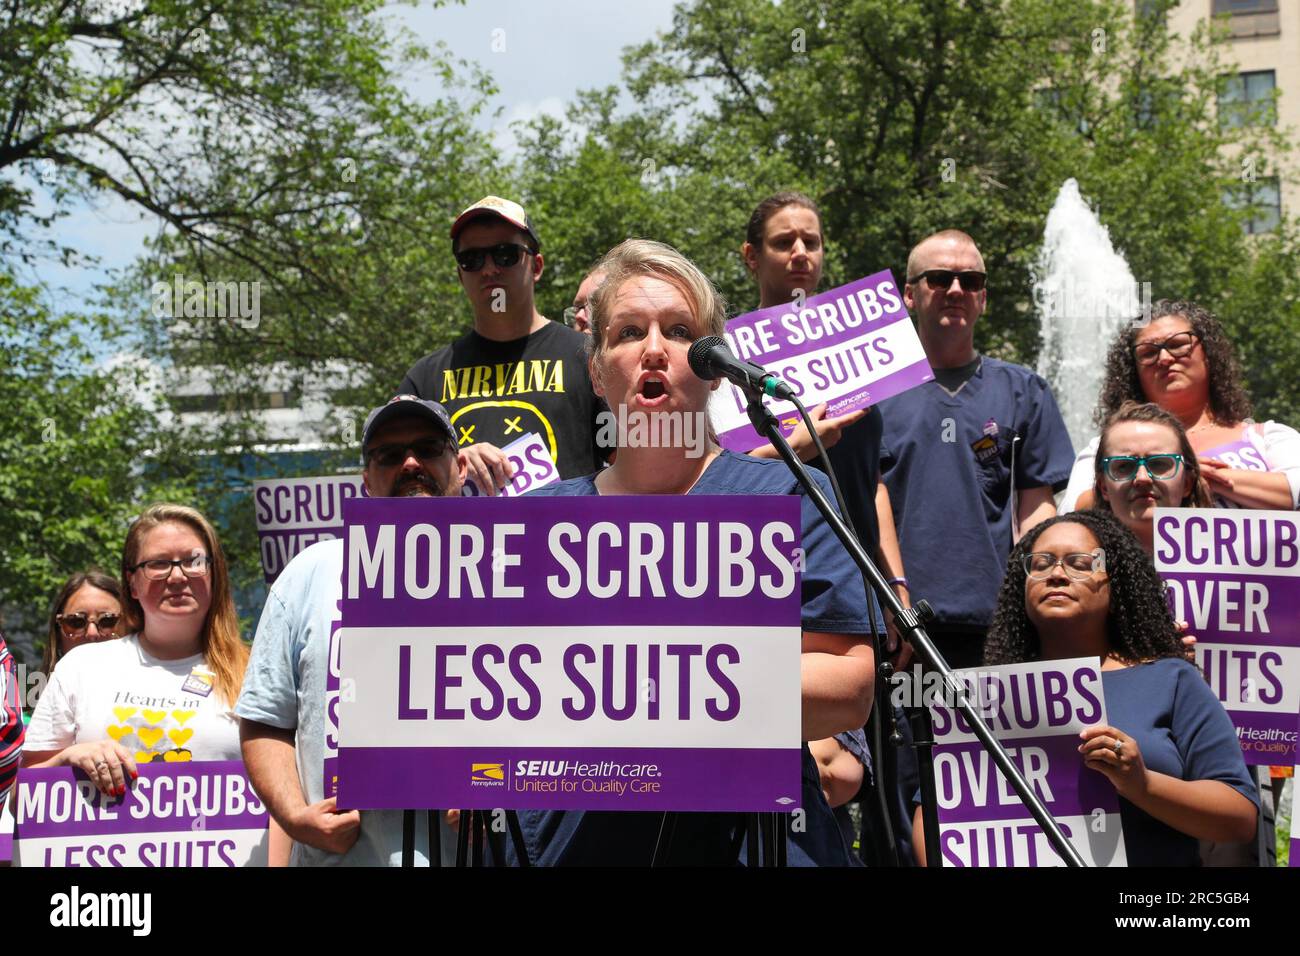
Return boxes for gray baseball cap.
[361,395,455,464]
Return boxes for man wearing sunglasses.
[238,395,468,866]
[877,230,1074,670]
[398,196,607,492]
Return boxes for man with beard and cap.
[237,395,467,865]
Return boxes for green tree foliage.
[514,0,1300,421]
[0,270,195,660]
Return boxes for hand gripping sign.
[927,659,1128,867]
[14,762,269,867]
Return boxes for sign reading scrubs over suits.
[928,659,1127,867]
[334,495,804,812]
[1155,508,1300,765]
[711,271,933,452]
[253,475,365,584]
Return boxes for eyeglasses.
[365,437,451,468]
[1100,453,1183,481]
[130,555,211,580]
[1133,331,1199,366]
[57,612,121,636]
[907,270,987,293]
[1023,549,1107,580]
[454,242,534,272]
[563,303,589,327]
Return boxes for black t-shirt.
[398,321,607,479]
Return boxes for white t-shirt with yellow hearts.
[26,634,240,764]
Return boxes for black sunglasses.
[365,436,451,468]
[907,269,987,292]
[455,242,535,272]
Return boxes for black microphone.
[687,335,796,400]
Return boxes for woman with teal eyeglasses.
[1091,401,1212,554]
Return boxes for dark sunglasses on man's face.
[58,612,121,636]
[455,242,534,273]
[907,269,987,293]
[365,437,451,468]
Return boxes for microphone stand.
[741,385,1085,868]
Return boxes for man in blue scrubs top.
[878,230,1074,669]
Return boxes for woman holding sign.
[24,505,249,798]
[1063,300,1300,513]
[517,238,877,866]
[942,511,1258,867]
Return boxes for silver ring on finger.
[1113,739,1124,756]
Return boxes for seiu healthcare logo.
[49,886,151,936]
[470,762,505,786]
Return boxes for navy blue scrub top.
[505,450,878,866]
[878,358,1074,629]
[1103,659,1258,867]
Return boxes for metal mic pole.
[739,385,1086,868]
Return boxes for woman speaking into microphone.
[514,238,876,866]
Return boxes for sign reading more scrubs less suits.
[334,495,804,812]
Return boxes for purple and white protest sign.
[928,659,1127,866]
[461,432,560,498]
[710,271,932,452]
[14,762,269,867]
[253,474,365,584]
[1155,508,1300,765]
[335,495,803,812]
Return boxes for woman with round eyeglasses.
[913,511,1257,867]
[1062,299,1300,513]
[25,505,249,799]
[43,570,125,675]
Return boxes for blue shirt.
[236,539,437,866]
[1103,658,1258,867]
[509,450,877,865]
[878,358,1074,628]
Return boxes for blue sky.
[17,0,679,316]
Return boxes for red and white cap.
[450,195,540,249]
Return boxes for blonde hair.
[586,239,727,365]
[121,504,248,706]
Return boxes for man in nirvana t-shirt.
[398,196,607,489]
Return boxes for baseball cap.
[360,395,455,464]
[450,196,540,250]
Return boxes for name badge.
[970,433,999,465]
[182,667,215,698]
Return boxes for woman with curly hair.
[1061,300,1300,513]
[974,511,1257,866]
